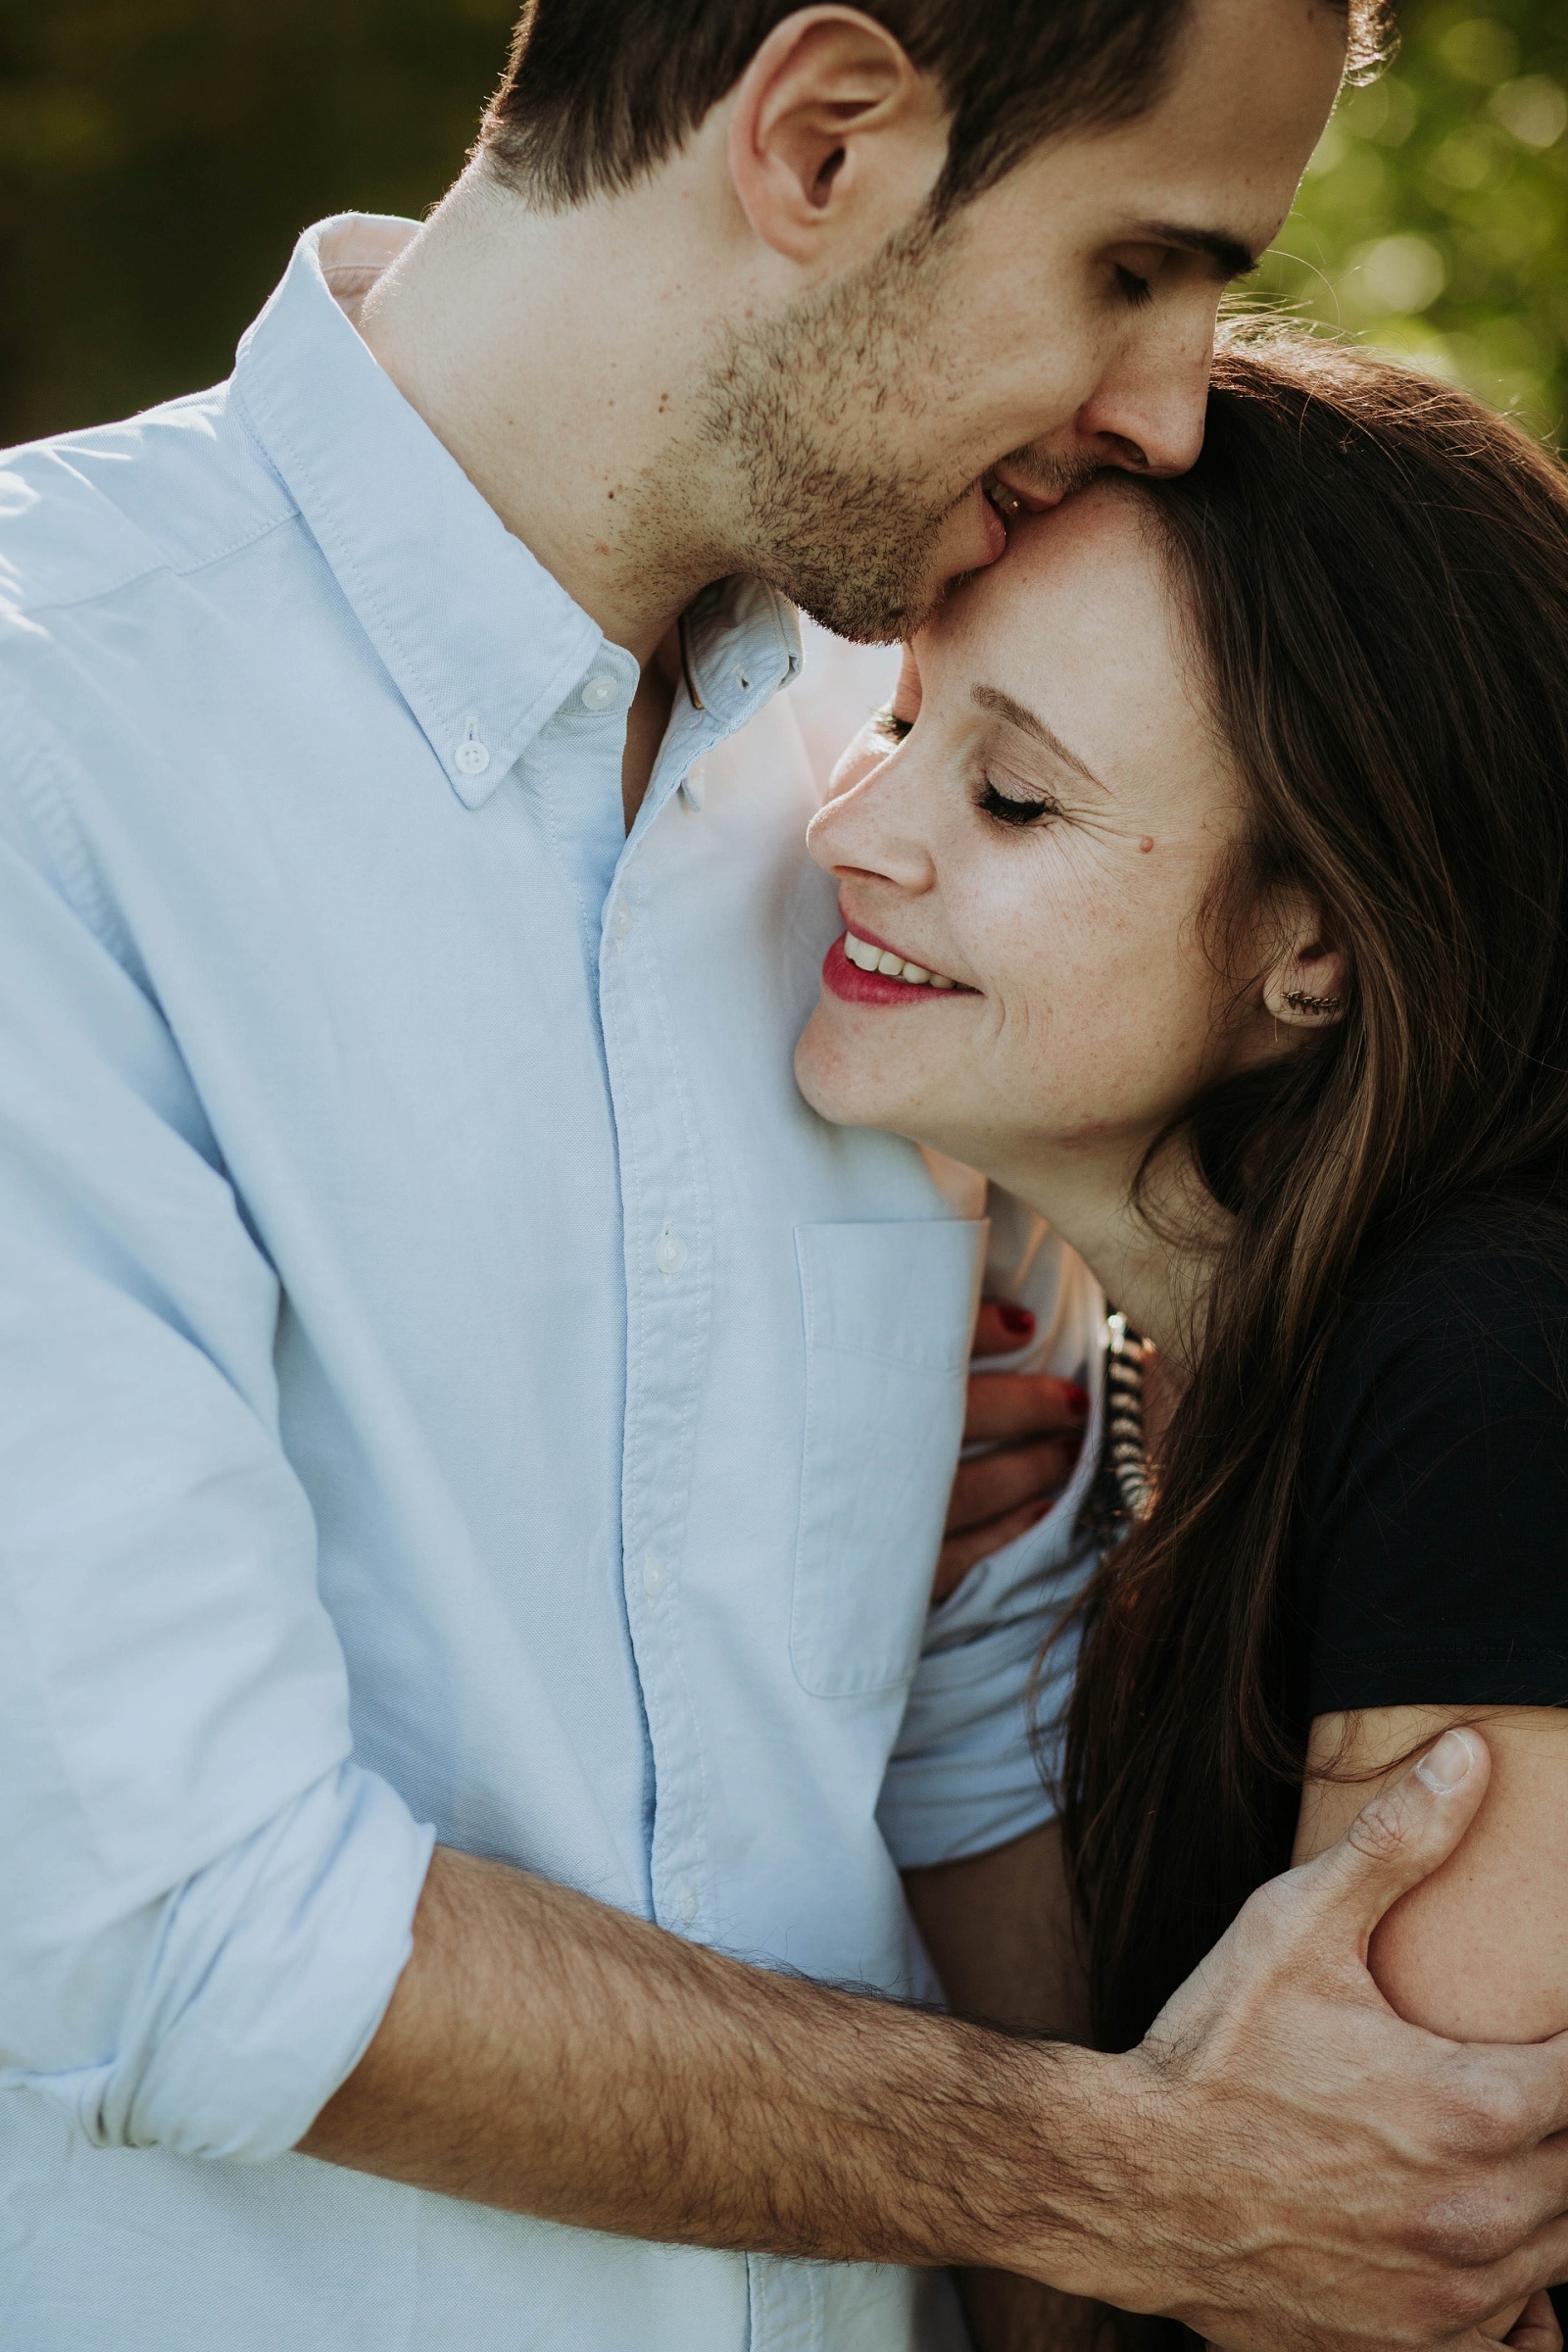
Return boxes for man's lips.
[821,921,974,1007]
[985,463,1071,519]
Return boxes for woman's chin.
[794,1014,902,1133]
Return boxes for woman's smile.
[821,918,970,1005]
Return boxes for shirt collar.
[231,215,603,810]
[679,576,802,728]
[231,216,803,813]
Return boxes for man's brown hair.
[478,0,1204,215]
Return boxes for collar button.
[454,715,491,778]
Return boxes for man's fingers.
[1292,1727,1492,1942]
[963,1370,1091,1446]
[1501,2289,1562,2350]
[946,1437,1078,1534]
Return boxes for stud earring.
[1285,989,1342,1016]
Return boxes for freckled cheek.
[979,918,1215,1130]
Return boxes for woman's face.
[795,484,1260,1199]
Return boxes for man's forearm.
[906,1825,1105,2351]
[299,1748,1568,2352]
[299,1844,1122,2284]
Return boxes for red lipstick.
[821,922,973,1008]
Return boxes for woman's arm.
[1296,1705,1568,2349]
[1294,1706,1568,2042]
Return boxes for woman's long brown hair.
[1058,332,1568,2070]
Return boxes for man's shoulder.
[0,380,297,634]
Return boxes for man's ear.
[1261,897,1349,1029]
[726,7,951,268]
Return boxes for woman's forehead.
[924,484,1191,718]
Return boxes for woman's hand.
[937,1298,1092,1599]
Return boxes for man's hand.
[940,1299,1090,1600]
[1063,1731,1568,2350]
[300,1732,1568,2350]
[1498,2293,1562,2349]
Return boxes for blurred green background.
[1,0,1564,447]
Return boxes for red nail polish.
[999,1303,1035,1338]
[1065,1382,1091,1418]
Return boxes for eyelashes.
[1114,263,1153,309]
[978,777,1059,828]
[868,707,1059,830]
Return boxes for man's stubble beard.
[686,218,983,645]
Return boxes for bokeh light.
[1258,0,1568,439]
[0,0,1564,445]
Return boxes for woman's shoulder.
[1312,1192,1568,1494]
[1298,1194,1568,1722]
[1334,1196,1568,1351]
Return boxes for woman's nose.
[806,768,937,894]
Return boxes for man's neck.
[356,170,730,666]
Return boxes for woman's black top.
[1294,1203,1568,1722]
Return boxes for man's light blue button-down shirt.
[0,217,1102,2352]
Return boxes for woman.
[794,330,1568,2349]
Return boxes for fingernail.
[1414,1728,1475,1792]
[1065,1383,1091,1421]
[1000,1303,1035,1338]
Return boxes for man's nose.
[1072,312,1217,479]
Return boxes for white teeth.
[843,933,956,991]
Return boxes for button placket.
[654,1220,687,1282]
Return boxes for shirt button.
[612,900,633,943]
[654,1221,687,1280]
[679,1884,698,1928]
[454,716,491,777]
[643,1554,664,1598]
[580,672,619,711]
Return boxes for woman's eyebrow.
[970,683,1106,791]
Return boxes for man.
[5,4,1568,2348]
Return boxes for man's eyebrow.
[971,684,1105,790]
[1130,219,1258,280]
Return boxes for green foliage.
[1258,0,1568,441]
[0,0,516,441]
[1,0,1564,445]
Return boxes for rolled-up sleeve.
[0,783,432,2159]
[876,1515,1098,1867]
[879,1221,1104,1868]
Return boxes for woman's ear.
[1261,904,1348,1029]
[726,8,950,268]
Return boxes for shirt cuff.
[878,1594,1086,1869]
[6,1761,434,2163]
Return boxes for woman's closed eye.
[871,704,913,746]
[978,774,1062,828]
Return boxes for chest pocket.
[791,1219,987,1697]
